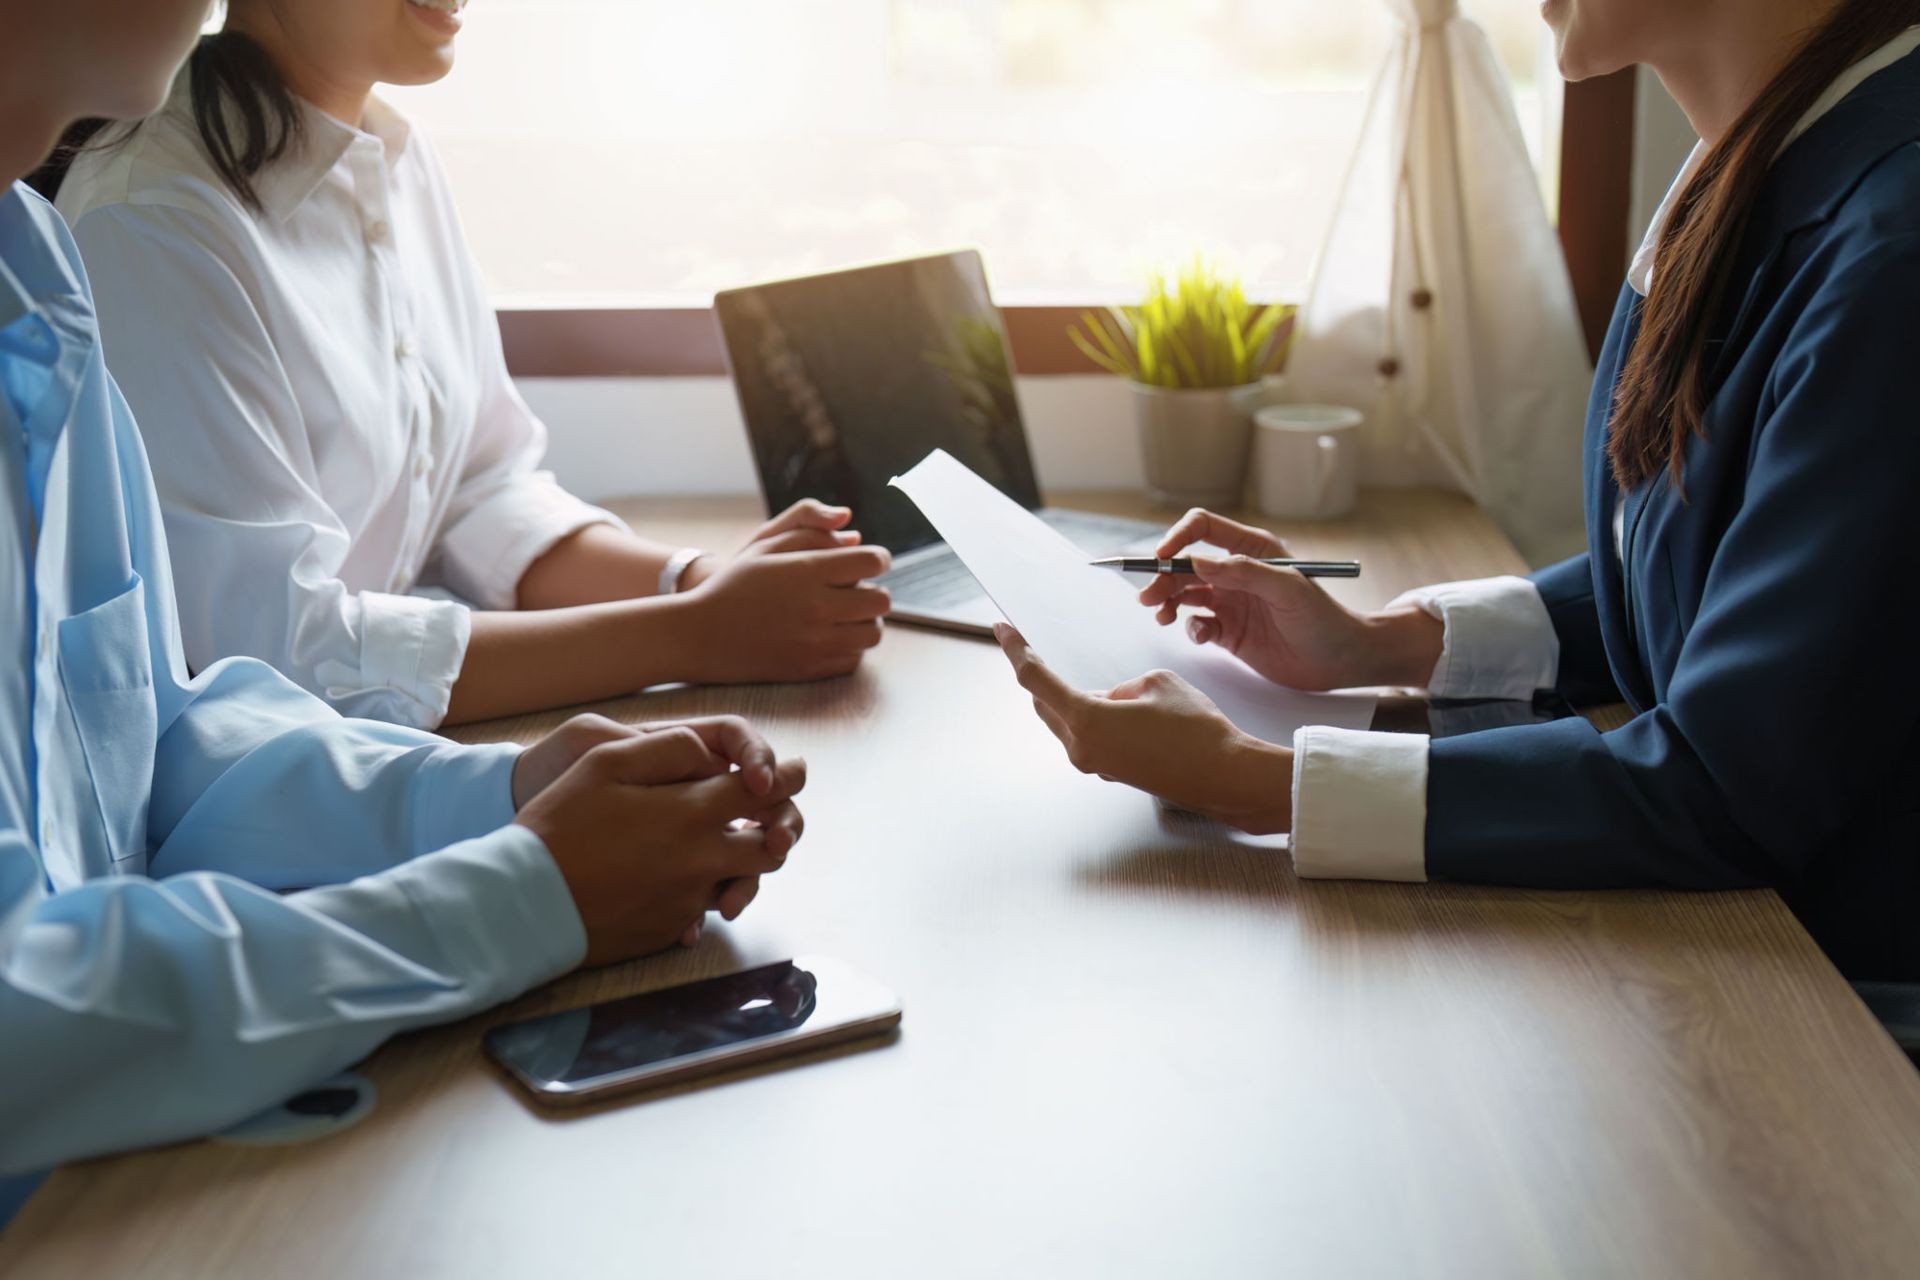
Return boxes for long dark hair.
[1608,0,1920,491]
[29,30,302,213]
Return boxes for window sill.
[497,304,1170,379]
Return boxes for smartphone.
[484,956,902,1106]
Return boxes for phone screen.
[485,957,899,1100]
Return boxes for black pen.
[1090,556,1361,579]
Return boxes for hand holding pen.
[1091,556,1360,579]
[1127,507,1439,693]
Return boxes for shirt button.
[366,218,391,243]
[394,336,417,360]
[413,455,431,481]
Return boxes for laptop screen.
[716,250,1042,557]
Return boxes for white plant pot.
[1130,382,1263,508]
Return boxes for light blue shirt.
[0,184,585,1192]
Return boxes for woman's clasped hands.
[676,499,893,683]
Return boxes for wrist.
[1362,605,1445,689]
[614,591,710,686]
[659,547,713,595]
[1219,733,1295,836]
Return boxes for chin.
[386,49,458,88]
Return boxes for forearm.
[0,828,581,1174]
[515,523,695,610]
[444,596,701,725]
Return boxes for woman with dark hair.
[48,1,893,730]
[995,0,1920,980]
[0,0,809,1205]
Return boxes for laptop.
[714,250,1163,635]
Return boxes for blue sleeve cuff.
[390,825,587,1003]
[411,741,523,854]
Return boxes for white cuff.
[1389,576,1558,700]
[437,473,626,610]
[314,591,471,730]
[1289,726,1429,881]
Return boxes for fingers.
[751,528,847,556]
[993,623,1092,724]
[707,795,801,922]
[834,618,886,650]
[584,724,722,786]
[1187,613,1223,646]
[555,712,634,752]
[715,875,762,921]
[1190,552,1316,604]
[1136,572,1195,609]
[804,545,892,586]
[1155,507,1289,559]
[643,715,775,796]
[1142,582,1214,625]
[753,797,805,861]
[683,755,808,824]
[756,499,853,541]
[824,583,892,623]
[717,808,800,876]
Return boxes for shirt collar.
[258,93,413,222]
[172,70,416,223]
[1628,24,1920,297]
[0,186,75,371]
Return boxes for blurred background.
[383,0,1558,306]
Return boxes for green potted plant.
[1069,262,1293,506]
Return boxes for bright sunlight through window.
[382,0,1558,306]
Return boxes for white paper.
[889,449,1377,743]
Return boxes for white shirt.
[1289,27,1920,881]
[56,80,622,729]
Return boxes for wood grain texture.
[7,491,1919,1280]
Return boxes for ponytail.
[27,31,303,214]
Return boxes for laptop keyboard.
[879,508,1163,611]
[881,553,988,607]
[1037,508,1166,552]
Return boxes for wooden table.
[8,491,1920,1279]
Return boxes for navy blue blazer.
[1425,50,1920,980]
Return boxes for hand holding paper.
[888,449,1377,747]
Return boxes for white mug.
[1252,404,1363,520]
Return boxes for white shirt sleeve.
[1389,575,1559,700]
[69,205,470,729]
[1288,576,1558,880]
[426,236,623,610]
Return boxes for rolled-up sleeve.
[70,205,471,728]
[429,274,621,609]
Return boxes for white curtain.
[1282,0,1592,564]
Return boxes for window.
[385,1,1558,307]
